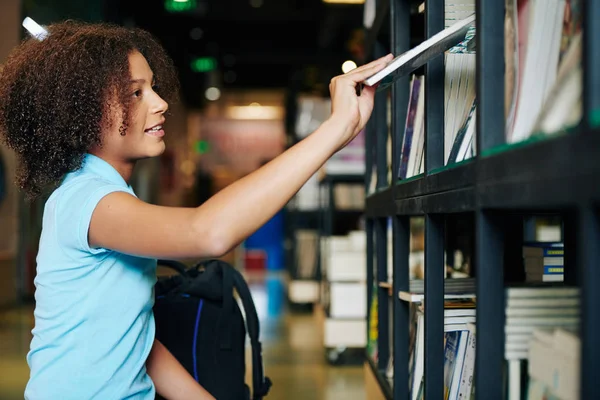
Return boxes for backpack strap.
[157,259,188,275]
[230,267,272,400]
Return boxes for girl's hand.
[327,53,394,149]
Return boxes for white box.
[329,282,367,318]
[324,318,366,348]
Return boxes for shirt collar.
[79,153,131,189]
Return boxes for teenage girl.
[0,20,392,400]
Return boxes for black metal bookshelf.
[363,1,599,399]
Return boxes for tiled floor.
[0,271,366,399]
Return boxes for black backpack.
[154,259,272,400]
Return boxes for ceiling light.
[322,0,365,4]
[342,60,357,73]
[205,87,221,101]
[418,2,425,13]
[226,104,284,120]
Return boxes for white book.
[448,331,470,400]
[505,307,579,317]
[457,322,476,399]
[364,14,476,89]
[399,291,476,303]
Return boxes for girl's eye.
[152,84,159,92]
[133,89,142,98]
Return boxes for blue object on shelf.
[245,210,285,271]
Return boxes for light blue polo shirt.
[25,154,157,399]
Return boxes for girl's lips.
[145,128,165,137]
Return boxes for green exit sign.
[191,57,217,73]
[165,0,197,13]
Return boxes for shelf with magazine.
[361,0,597,399]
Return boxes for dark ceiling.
[105,0,365,108]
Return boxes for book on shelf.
[504,285,579,361]
[527,327,579,400]
[398,75,422,180]
[395,25,476,180]
[523,241,564,283]
[505,0,582,143]
[444,28,477,166]
[405,301,476,400]
[363,14,476,90]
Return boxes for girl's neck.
[89,150,136,184]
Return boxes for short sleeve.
[54,178,133,255]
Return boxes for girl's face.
[102,51,169,162]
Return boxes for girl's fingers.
[342,58,393,84]
[344,53,393,75]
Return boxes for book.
[363,14,476,90]
[398,75,422,179]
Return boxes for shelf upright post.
[365,89,376,355]
[423,213,444,400]
[474,211,505,400]
[390,0,411,192]
[476,0,505,153]
[424,0,445,173]
[474,1,506,397]
[577,206,600,399]
[563,211,578,286]
[376,217,390,371]
[374,41,389,192]
[393,215,410,399]
[583,0,600,129]
[390,0,411,397]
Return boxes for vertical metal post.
[393,215,410,399]
[476,0,505,152]
[391,0,411,188]
[423,214,444,400]
[376,217,390,370]
[578,206,600,399]
[583,0,600,128]
[475,210,505,400]
[375,41,389,191]
[425,0,445,173]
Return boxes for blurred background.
[0,0,385,398]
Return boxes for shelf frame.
[361,0,599,399]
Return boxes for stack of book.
[523,242,564,282]
[504,285,579,400]
[400,277,476,302]
[505,285,579,361]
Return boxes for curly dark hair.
[0,21,179,199]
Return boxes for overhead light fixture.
[205,87,221,101]
[322,0,365,4]
[342,60,357,73]
[418,2,425,13]
[226,103,284,120]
